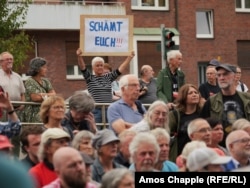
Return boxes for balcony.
[9,0,126,30]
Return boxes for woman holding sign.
[76,48,135,126]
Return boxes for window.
[196,10,214,39]
[198,62,208,85]
[237,40,250,68]
[236,0,250,12]
[131,0,169,11]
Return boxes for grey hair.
[232,118,250,131]
[119,74,137,92]
[129,132,160,164]
[150,127,170,143]
[0,51,13,61]
[100,168,134,188]
[69,91,95,112]
[167,50,182,63]
[71,130,95,150]
[187,118,208,138]
[91,57,104,67]
[145,100,169,132]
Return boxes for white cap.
[186,147,232,172]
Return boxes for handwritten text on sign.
[80,15,133,56]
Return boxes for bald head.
[53,147,83,170]
[226,130,250,151]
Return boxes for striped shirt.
[81,69,121,103]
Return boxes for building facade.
[14,0,250,98]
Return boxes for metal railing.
[10,101,151,128]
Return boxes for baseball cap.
[80,152,94,165]
[92,129,119,149]
[186,147,232,172]
[216,63,236,73]
[0,135,13,149]
[208,59,220,66]
[41,128,71,145]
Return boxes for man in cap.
[29,128,71,188]
[91,129,124,183]
[0,135,14,157]
[186,147,232,172]
[43,147,97,188]
[200,63,250,147]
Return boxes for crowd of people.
[0,49,250,187]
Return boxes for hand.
[167,102,176,110]
[130,51,135,58]
[84,112,97,132]
[76,48,83,56]
[0,92,13,111]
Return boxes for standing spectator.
[103,63,121,101]
[156,50,185,106]
[29,128,71,188]
[71,130,96,159]
[39,95,72,138]
[138,65,157,104]
[0,91,21,138]
[0,51,25,157]
[61,91,98,135]
[129,132,160,172]
[24,57,56,123]
[20,125,44,170]
[200,63,250,147]
[0,135,14,158]
[76,48,135,124]
[199,65,220,100]
[100,168,134,188]
[235,65,248,92]
[151,128,179,172]
[114,130,137,168]
[43,147,97,188]
[108,74,146,135]
[225,130,250,169]
[91,129,124,183]
[0,51,26,117]
[168,84,203,162]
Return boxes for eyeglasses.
[196,127,212,133]
[231,138,250,144]
[154,111,168,117]
[126,84,140,88]
[51,105,65,110]
[1,58,13,61]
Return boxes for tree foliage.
[0,0,33,71]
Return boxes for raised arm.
[76,48,86,71]
[118,51,135,74]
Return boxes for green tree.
[0,0,33,71]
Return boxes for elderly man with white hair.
[129,132,160,172]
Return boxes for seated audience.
[71,130,96,159]
[29,128,71,188]
[43,147,97,188]
[61,91,98,135]
[186,147,232,172]
[91,129,124,183]
[114,130,137,168]
[129,132,160,172]
[20,125,44,170]
[151,128,178,172]
[108,74,146,135]
[100,168,134,188]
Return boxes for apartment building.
[15,0,250,98]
